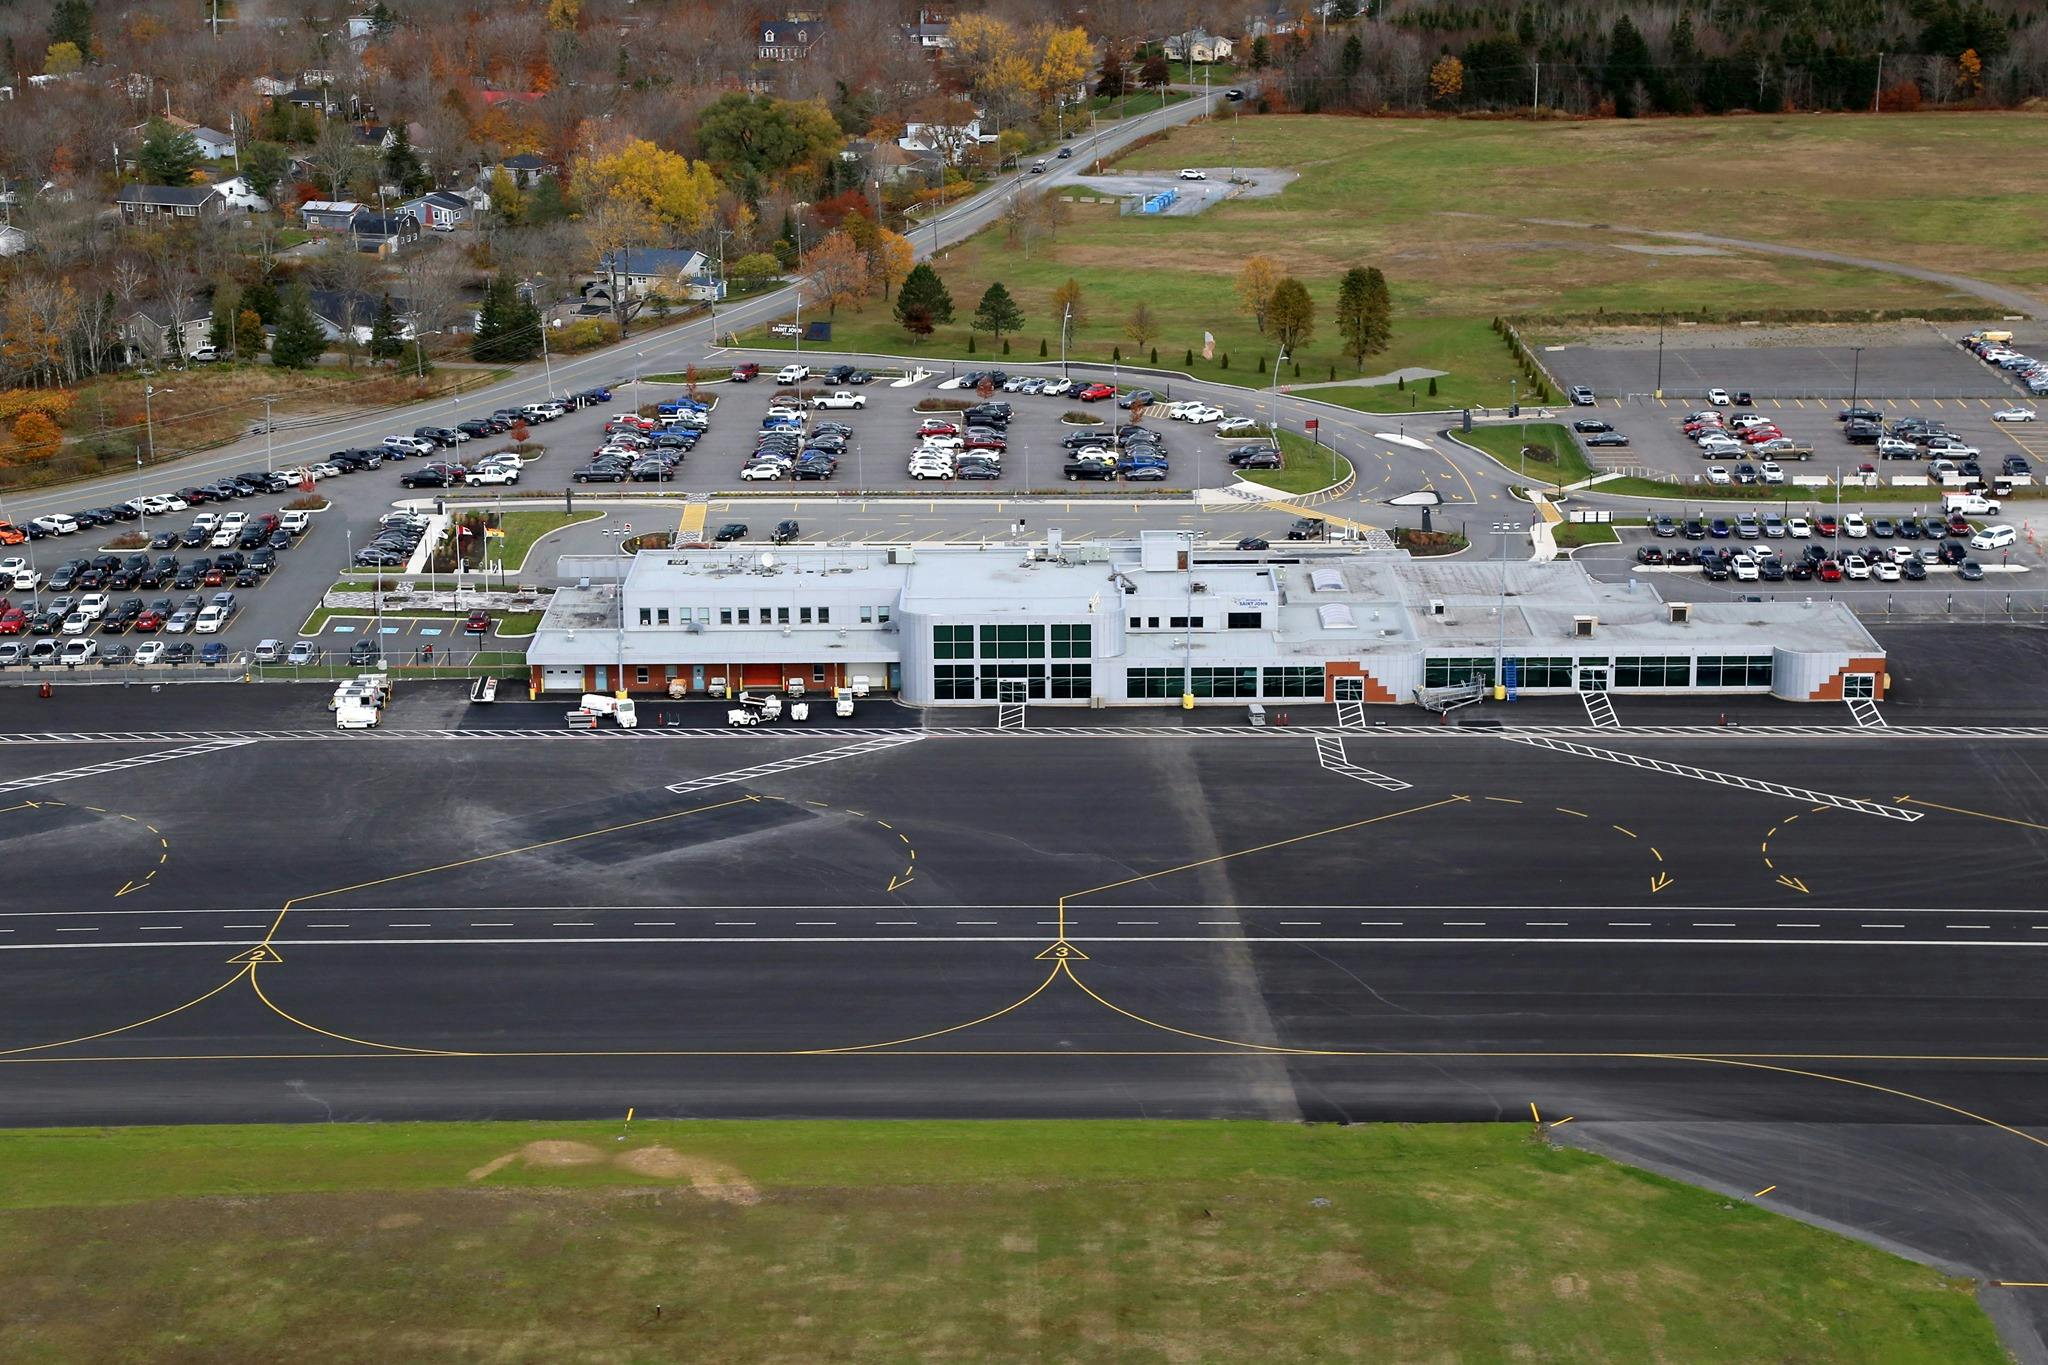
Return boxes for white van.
[774,364,810,386]
[1942,492,2001,515]
[1969,524,2017,551]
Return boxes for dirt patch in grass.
[468,1141,762,1205]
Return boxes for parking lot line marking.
[1503,736,1922,820]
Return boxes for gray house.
[399,191,469,231]
[115,183,227,225]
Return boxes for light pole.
[1060,302,1072,378]
[1655,312,1665,398]
[141,384,172,541]
[1269,348,1288,442]
[711,225,732,328]
[1492,519,1523,687]
[261,395,276,472]
[1850,345,1865,410]
[791,203,809,365]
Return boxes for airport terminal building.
[526,532,1887,706]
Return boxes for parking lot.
[1564,394,2045,482]
[1555,334,2027,402]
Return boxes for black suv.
[772,520,800,545]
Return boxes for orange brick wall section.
[1324,661,1398,703]
[1808,656,1888,701]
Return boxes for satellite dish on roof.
[759,551,777,570]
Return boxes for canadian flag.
[1201,331,1215,360]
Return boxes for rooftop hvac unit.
[889,547,917,564]
[1668,602,1691,624]
[1573,615,1597,638]
[1429,598,1446,617]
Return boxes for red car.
[1818,559,1843,581]
[1739,426,1783,443]
[202,566,227,586]
[1682,419,1722,435]
[132,611,163,633]
[1077,383,1117,401]
[730,362,760,382]
[0,522,24,546]
[0,608,25,635]
[963,430,1006,450]
[463,610,491,636]
[1816,515,1840,537]
[916,419,959,437]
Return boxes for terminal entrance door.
[1333,677,1364,702]
[1843,672,1875,699]
[1576,665,1608,693]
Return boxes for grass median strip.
[0,1120,1997,1362]
[1238,430,1353,496]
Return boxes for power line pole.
[1872,53,1885,112]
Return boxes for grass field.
[753,112,2046,418]
[0,1121,2000,1363]
[1111,111,2048,310]
[1553,520,1621,548]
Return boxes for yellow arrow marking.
[1753,1185,1777,1198]
[1650,872,1674,894]
[114,880,151,897]
[1777,875,1810,894]
[887,873,915,893]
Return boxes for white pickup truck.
[808,390,867,410]
[464,465,519,486]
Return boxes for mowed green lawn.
[0,1121,2002,1363]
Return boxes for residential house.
[840,138,921,184]
[486,152,556,189]
[591,247,724,303]
[305,289,415,346]
[0,225,30,257]
[349,210,421,255]
[120,300,212,363]
[898,119,993,165]
[250,75,291,97]
[299,199,363,232]
[211,175,271,212]
[1163,29,1234,63]
[400,191,469,231]
[284,87,340,113]
[906,20,952,49]
[115,184,228,225]
[1244,9,1302,39]
[758,19,822,60]
[189,126,237,160]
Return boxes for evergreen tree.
[367,295,406,363]
[971,282,1024,343]
[382,124,429,196]
[894,263,953,338]
[472,273,542,362]
[48,0,92,56]
[242,279,280,324]
[269,285,328,370]
[367,1,397,36]
[138,118,202,185]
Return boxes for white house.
[189,126,236,160]
[1163,29,1234,63]
[899,119,994,165]
[591,247,723,303]
[0,225,29,257]
[306,289,415,346]
[211,175,271,212]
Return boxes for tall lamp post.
[141,384,172,542]
[1850,345,1865,411]
[791,203,809,366]
[1269,348,1289,442]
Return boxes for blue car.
[1709,518,1731,538]
[199,641,228,666]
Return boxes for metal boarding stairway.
[1414,683,1486,714]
